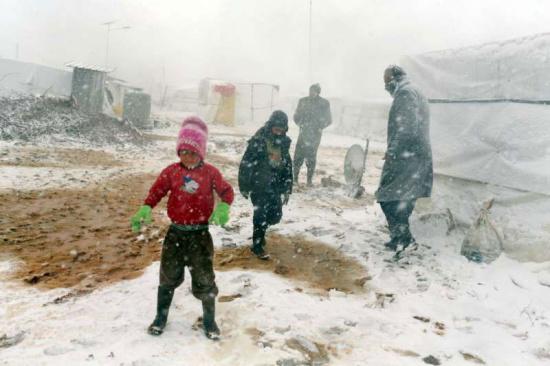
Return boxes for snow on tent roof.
[401,32,550,101]
[65,62,112,73]
[400,33,550,195]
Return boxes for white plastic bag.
[460,199,503,263]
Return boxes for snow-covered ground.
[1,116,550,365]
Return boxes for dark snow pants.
[158,225,218,301]
[251,191,283,252]
[293,132,322,183]
[379,199,417,244]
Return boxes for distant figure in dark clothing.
[376,65,433,251]
[238,110,293,259]
[293,83,332,186]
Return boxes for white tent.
[401,33,550,261]
[0,58,72,97]
[402,33,550,196]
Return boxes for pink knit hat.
[176,116,208,159]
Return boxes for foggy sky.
[2,0,550,99]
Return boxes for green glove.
[209,202,230,226]
[131,205,152,232]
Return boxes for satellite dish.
[344,139,369,197]
[344,144,365,185]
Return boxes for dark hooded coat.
[376,81,433,202]
[238,118,293,197]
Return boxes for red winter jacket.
[144,162,234,225]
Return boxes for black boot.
[306,169,314,187]
[384,237,399,251]
[293,170,299,184]
[202,297,220,340]
[252,225,270,260]
[147,285,174,336]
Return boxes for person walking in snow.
[238,110,293,260]
[293,83,332,187]
[130,116,234,340]
[376,65,433,252]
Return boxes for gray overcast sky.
[2,0,550,98]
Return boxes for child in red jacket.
[131,116,234,340]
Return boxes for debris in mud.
[423,355,441,365]
[327,342,353,357]
[285,336,329,365]
[218,293,242,303]
[0,331,25,348]
[245,327,266,344]
[385,347,421,358]
[373,292,395,308]
[433,321,446,336]
[0,95,146,146]
[353,276,371,287]
[413,316,431,323]
[276,359,309,366]
[460,351,486,364]
[274,264,290,275]
[24,271,55,285]
[44,289,94,306]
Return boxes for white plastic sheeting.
[0,58,72,97]
[429,102,550,195]
[402,32,550,100]
[401,33,550,195]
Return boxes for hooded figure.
[376,65,433,251]
[238,110,293,259]
[292,83,332,186]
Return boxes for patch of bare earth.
[1,149,367,295]
[0,147,124,168]
[0,172,166,290]
[215,234,369,294]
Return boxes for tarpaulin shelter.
[0,58,72,97]
[402,33,550,196]
[401,33,550,261]
[199,78,279,125]
[212,83,236,126]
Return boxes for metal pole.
[105,23,111,69]
[251,84,255,122]
[308,0,313,84]
[269,86,274,113]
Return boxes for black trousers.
[293,132,322,183]
[159,225,218,301]
[379,200,417,244]
[251,191,282,252]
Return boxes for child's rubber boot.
[147,285,174,336]
[202,297,220,340]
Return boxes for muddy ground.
[0,146,368,295]
[0,146,125,168]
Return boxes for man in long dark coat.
[376,65,433,251]
[293,83,332,186]
[238,110,293,259]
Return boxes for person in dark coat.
[376,65,433,251]
[239,110,293,259]
[293,83,332,186]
